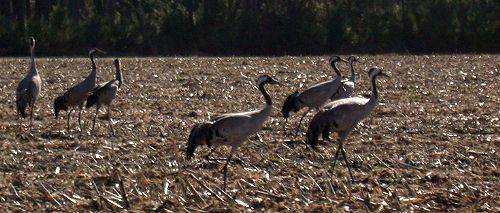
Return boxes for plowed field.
[0,55,498,211]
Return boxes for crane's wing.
[210,114,261,141]
[299,80,341,107]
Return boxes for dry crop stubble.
[0,55,498,211]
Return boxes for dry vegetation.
[0,55,499,212]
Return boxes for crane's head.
[256,74,281,88]
[329,55,347,67]
[28,37,35,48]
[282,90,300,120]
[53,96,68,119]
[347,56,359,63]
[89,48,106,57]
[368,68,389,79]
[186,123,213,160]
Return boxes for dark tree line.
[0,0,499,56]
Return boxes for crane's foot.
[202,150,215,162]
[101,114,111,120]
[214,157,246,168]
[108,126,116,136]
[293,128,304,136]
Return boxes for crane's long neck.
[90,54,96,71]
[331,62,341,80]
[349,61,355,82]
[258,83,272,105]
[115,63,122,88]
[88,54,97,82]
[255,82,273,126]
[29,45,37,75]
[368,75,379,105]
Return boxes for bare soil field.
[0,55,498,212]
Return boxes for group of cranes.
[16,37,122,135]
[187,55,388,189]
[15,37,388,190]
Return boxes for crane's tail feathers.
[16,88,30,118]
[186,124,201,160]
[16,88,28,97]
[186,123,213,160]
[17,107,28,118]
[90,85,102,93]
[305,112,327,149]
[85,93,98,108]
[282,90,301,119]
[54,96,68,118]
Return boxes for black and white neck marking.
[367,68,387,101]
[114,59,123,88]
[329,56,344,78]
[89,50,97,70]
[29,37,37,72]
[256,75,278,105]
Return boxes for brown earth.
[0,55,498,212]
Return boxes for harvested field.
[0,55,499,212]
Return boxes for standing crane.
[85,59,123,136]
[16,36,42,129]
[187,75,281,190]
[305,68,389,183]
[53,48,105,131]
[282,56,346,130]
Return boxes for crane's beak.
[380,72,390,78]
[270,78,282,85]
[95,48,107,54]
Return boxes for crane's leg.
[295,108,311,134]
[29,104,34,127]
[91,106,99,136]
[332,142,342,170]
[282,118,288,135]
[340,146,355,183]
[18,115,23,133]
[222,147,235,190]
[78,108,83,132]
[66,110,73,130]
[297,109,311,129]
[334,132,355,183]
[107,105,115,136]
[203,148,215,162]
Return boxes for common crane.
[187,75,280,189]
[53,48,105,131]
[86,58,123,136]
[282,56,346,131]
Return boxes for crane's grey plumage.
[16,37,42,127]
[306,68,388,183]
[86,58,123,136]
[54,48,105,131]
[187,75,280,189]
[330,56,359,100]
[282,56,346,129]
